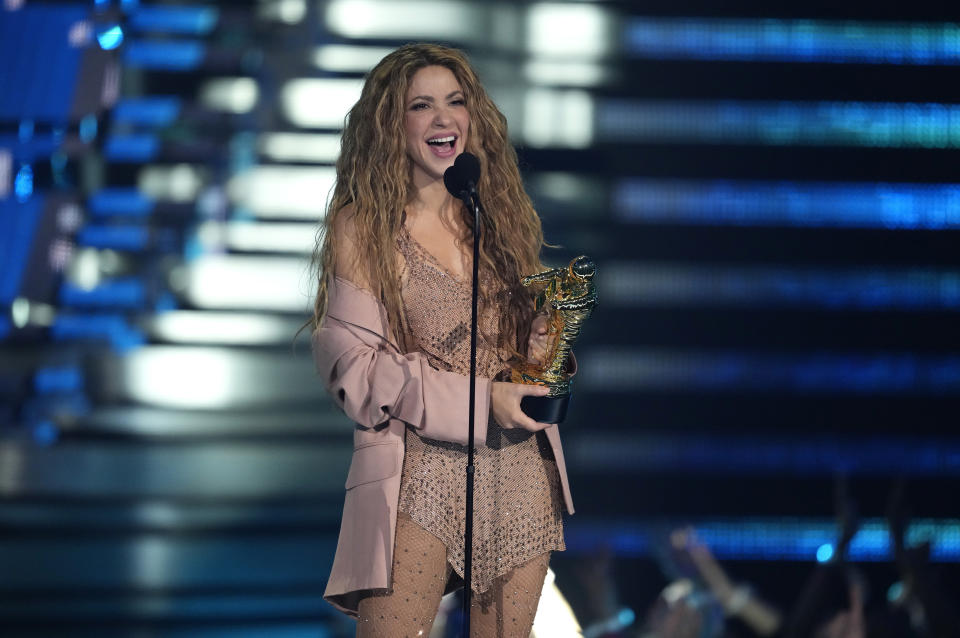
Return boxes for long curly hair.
[310,43,545,356]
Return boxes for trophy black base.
[520,393,570,424]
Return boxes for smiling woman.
[404,66,470,181]
[308,44,573,637]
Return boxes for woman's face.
[404,65,470,186]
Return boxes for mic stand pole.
[461,190,481,638]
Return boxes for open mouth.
[426,134,457,152]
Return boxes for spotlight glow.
[523,88,594,148]
[227,165,335,218]
[184,255,312,311]
[312,44,393,72]
[528,3,612,58]
[325,0,479,41]
[816,543,835,563]
[258,133,341,162]
[14,164,33,202]
[280,79,363,129]
[96,24,124,50]
[199,78,259,113]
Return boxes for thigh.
[356,513,451,638]
[470,552,550,638]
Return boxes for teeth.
[427,136,455,144]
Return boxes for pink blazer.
[312,276,575,616]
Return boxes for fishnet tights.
[357,513,549,638]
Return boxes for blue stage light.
[103,133,159,161]
[567,433,960,476]
[124,40,205,70]
[154,291,177,311]
[624,18,960,65]
[129,6,219,35]
[112,97,181,126]
[88,188,155,218]
[97,24,124,50]
[14,164,33,202]
[614,179,960,230]
[18,120,34,142]
[566,518,960,562]
[61,278,146,309]
[603,263,960,311]
[76,225,149,250]
[582,348,960,395]
[50,152,69,187]
[0,198,44,305]
[32,420,60,446]
[34,366,84,394]
[816,543,835,563]
[79,115,98,142]
[597,100,960,149]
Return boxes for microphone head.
[443,152,480,199]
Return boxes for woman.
[310,43,575,637]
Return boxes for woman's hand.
[491,381,555,431]
[527,313,550,366]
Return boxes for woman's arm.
[315,276,556,443]
[312,280,494,446]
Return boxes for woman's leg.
[469,553,550,638]
[356,512,451,638]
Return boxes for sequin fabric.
[356,512,549,637]
[395,225,565,596]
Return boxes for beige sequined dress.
[395,225,566,595]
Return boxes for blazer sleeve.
[312,276,491,446]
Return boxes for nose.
[432,104,452,126]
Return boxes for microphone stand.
[461,187,481,638]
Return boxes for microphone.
[442,150,484,636]
[443,152,480,202]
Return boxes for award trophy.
[512,255,598,424]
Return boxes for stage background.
[2,1,959,636]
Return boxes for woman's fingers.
[491,382,555,432]
[509,385,553,431]
[527,314,550,365]
[511,406,552,431]
[524,384,551,397]
[531,314,549,333]
[510,413,554,431]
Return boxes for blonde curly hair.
[311,43,545,356]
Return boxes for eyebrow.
[408,90,464,104]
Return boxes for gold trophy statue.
[512,255,598,423]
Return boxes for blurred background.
[2,1,960,637]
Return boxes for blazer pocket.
[345,440,401,489]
